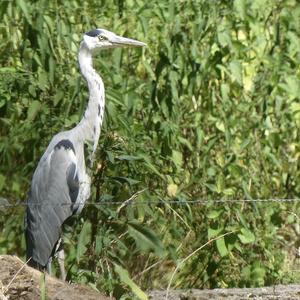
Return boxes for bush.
[1,0,300,298]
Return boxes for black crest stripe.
[55,139,75,153]
[85,29,101,37]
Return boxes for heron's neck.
[75,43,105,157]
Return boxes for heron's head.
[82,28,146,52]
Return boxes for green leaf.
[221,83,230,102]
[142,59,155,80]
[95,235,102,256]
[238,228,255,244]
[205,183,217,193]
[281,76,300,99]
[0,174,6,191]
[216,175,225,193]
[27,101,41,121]
[172,150,183,168]
[114,263,148,300]
[234,0,246,20]
[139,154,165,179]
[38,70,48,90]
[217,29,231,47]
[229,60,243,85]
[216,121,225,132]
[236,211,250,229]
[28,85,36,97]
[178,136,193,151]
[76,221,91,263]
[128,221,165,256]
[53,90,64,106]
[207,209,223,219]
[216,237,228,257]
[208,222,223,239]
[0,67,17,73]
[17,0,32,24]
[117,155,141,161]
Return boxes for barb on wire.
[1,197,300,208]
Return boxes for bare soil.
[0,255,113,300]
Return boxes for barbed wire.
[1,197,300,208]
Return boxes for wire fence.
[1,197,300,208]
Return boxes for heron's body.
[25,29,145,276]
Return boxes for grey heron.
[25,28,146,279]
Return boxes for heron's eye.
[98,35,106,41]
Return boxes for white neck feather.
[74,42,105,160]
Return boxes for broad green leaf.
[236,210,249,229]
[223,188,235,196]
[234,0,246,20]
[205,183,217,193]
[128,221,165,256]
[17,0,32,24]
[0,67,17,73]
[53,90,64,106]
[95,235,102,256]
[38,70,48,90]
[208,223,223,239]
[291,102,300,127]
[238,228,255,244]
[27,101,41,121]
[114,263,148,300]
[172,150,183,168]
[207,209,223,219]
[139,154,164,179]
[142,59,155,80]
[221,83,230,102]
[216,237,228,257]
[106,151,115,164]
[229,60,243,85]
[281,76,300,99]
[216,121,225,132]
[217,29,231,47]
[28,85,36,97]
[76,221,91,263]
[178,136,193,151]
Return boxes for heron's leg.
[57,248,66,281]
[46,257,52,275]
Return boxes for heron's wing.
[25,140,79,266]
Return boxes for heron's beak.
[111,35,147,47]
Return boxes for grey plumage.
[25,28,146,277]
[25,132,89,268]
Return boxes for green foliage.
[1,0,300,298]
[114,263,148,300]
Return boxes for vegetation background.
[1,0,300,299]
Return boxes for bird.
[25,28,146,279]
